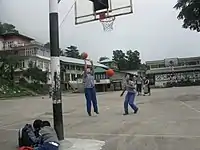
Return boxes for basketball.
[106,69,114,77]
[81,52,88,59]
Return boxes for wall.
[0,37,3,50]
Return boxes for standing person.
[144,77,151,96]
[123,75,138,115]
[120,73,129,97]
[136,76,142,96]
[83,59,99,116]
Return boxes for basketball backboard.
[75,0,133,25]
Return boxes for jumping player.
[83,59,99,116]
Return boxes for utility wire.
[59,0,76,28]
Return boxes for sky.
[1,0,200,62]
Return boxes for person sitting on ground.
[18,119,43,148]
[35,121,59,150]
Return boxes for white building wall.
[0,40,3,50]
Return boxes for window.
[65,74,70,81]
[77,74,82,78]
[44,62,49,70]
[17,60,25,68]
[70,65,75,70]
[65,65,70,70]
[71,74,76,81]
[150,65,158,69]
[8,41,14,48]
[76,66,81,70]
[38,61,43,69]
[25,48,35,56]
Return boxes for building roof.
[146,56,200,64]
[94,67,107,73]
[0,32,34,41]
[99,58,113,63]
[146,64,200,74]
[60,56,109,68]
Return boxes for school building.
[146,57,200,87]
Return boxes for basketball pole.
[49,0,64,140]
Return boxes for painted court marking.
[1,127,200,138]
[66,132,200,138]
[180,101,200,113]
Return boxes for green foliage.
[0,55,21,84]
[112,50,141,70]
[63,45,81,58]
[112,50,127,70]
[0,22,19,34]
[44,42,50,49]
[23,62,48,84]
[174,0,200,32]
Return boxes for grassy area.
[0,84,35,99]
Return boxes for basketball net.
[99,12,115,32]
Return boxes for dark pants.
[124,92,138,113]
[84,87,98,114]
[34,142,59,150]
[137,84,142,93]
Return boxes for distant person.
[123,75,138,115]
[143,77,151,96]
[35,121,59,150]
[136,76,142,96]
[18,119,43,148]
[83,59,99,116]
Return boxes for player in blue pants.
[121,75,138,115]
[83,59,99,116]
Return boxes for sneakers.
[123,108,139,115]
[123,112,129,115]
[88,111,99,116]
[88,112,91,116]
[95,111,99,114]
[134,108,139,114]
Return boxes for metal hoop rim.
[99,16,116,22]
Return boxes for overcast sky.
[1,0,200,62]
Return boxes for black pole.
[49,0,64,140]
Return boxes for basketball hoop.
[99,12,115,32]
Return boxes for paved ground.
[1,86,200,150]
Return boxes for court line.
[180,101,200,113]
[67,132,200,138]
[1,128,200,138]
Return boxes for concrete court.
[1,86,200,150]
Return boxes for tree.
[140,63,149,71]
[112,49,142,70]
[0,22,19,34]
[44,42,50,49]
[23,62,48,84]
[44,42,64,56]
[112,50,128,70]
[99,56,109,62]
[0,55,21,85]
[64,45,81,58]
[126,50,141,70]
[174,0,200,32]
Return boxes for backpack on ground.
[18,124,34,148]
